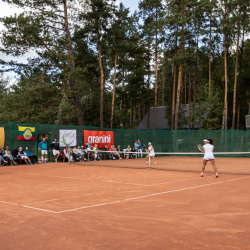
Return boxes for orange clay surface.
[0,156,250,250]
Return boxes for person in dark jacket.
[50,138,60,163]
[12,147,20,164]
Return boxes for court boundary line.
[26,173,148,186]
[1,176,248,214]
[56,176,250,213]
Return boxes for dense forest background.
[0,0,249,130]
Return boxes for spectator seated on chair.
[63,146,74,163]
[76,146,87,162]
[126,145,134,159]
[4,146,17,165]
[24,147,38,164]
[108,145,116,160]
[18,147,32,165]
[112,145,123,160]
[0,147,9,165]
[0,154,8,166]
[72,147,79,161]
[93,144,101,161]
[11,147,20,164]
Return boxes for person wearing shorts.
[201,139,218,178]
[137,140,143,158]
[146,142,156,165]
[38,138,48,163]
[50,138,60,163]
[18,147,32,165]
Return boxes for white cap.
[203,139,209,142]
[148,142,151,145]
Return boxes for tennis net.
[73,150,250,175]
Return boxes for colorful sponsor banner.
[84,130,114,148]
[0,127,5,147]
[18,126,35,141]
[59,130,77,147]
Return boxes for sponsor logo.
[87,135,112,144]
[23,128,32,140]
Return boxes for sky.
[0,0,139,83]
[119,0,138,13]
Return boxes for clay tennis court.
[1,156,250,250]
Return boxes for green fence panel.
[0,122,249,158]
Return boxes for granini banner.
[84,130,114,148]
[18,126,35,141]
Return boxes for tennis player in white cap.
[200,139,218,178]
[146,142,156,166]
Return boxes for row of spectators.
[0,146,37,166]
[0,139,145,166]
[62,144,124,163]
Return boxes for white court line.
[26,173,147,186]
[0,200,57,213]
[56,176,250,214]
[0,201,19,206]
[2,176,248,214]
[23,177,198,206]
[23,192,102,205]
[22,205,58,214]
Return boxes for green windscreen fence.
[0,123,249,161]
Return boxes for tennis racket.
[198,144,203,152]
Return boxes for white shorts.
[41,150,48,155]
[203,153,215,161]
[21,155,28,159]
[53,149,60,156]
[149,153,155,157]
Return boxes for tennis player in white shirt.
[201,139,218,178]
[146,142,156,166]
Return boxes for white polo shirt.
[203,143,215,160]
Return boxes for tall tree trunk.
[63,0,84,125]
[193,24,199,105]
[208,12,212,129]
[153,12,158,130]
[97,30,104,128]
[174,1,184,130]
[111,49,117,128]
[162,71,165,106]
[171,25,178,130]
[184,73,186,104]
[188,66,192,128]
[133,100,136,129]
[237,104,240,130]
[120,66,125,111]
[232,7,241,130]
[147,43,151,129]
[138,102,141,123]
[223,1,228,130]
[192,24,199,128]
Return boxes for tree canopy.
[0,0,249,130]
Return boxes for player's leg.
[41,152,45,163]
[201,160,208,177]
[152,155,156,165]
[45,153,48,163]
[146,154,149,165]
[210,159,218,178]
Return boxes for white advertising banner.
[59,130,77,147]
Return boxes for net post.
[148,155,151,168]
